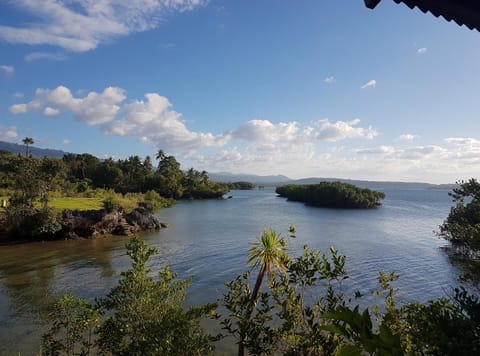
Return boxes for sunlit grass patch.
[48,197,103,211]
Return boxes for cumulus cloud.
[0,126,18,141]
[11,85,381,163]
[10,104,27,114]
[0,65,14,74]
[104,93,230,151]
[324,76,334,84]
[417,47,427,54]
[316,119,378,141]
[25,51,68,62]
[0,0,208,52]
[361,79,376,89]
[398,134,419,141]
[11,85,126,124]
[231,119,299,143]
[43,107,60,117]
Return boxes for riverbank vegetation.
[0,147,227,241]
[276,181,385,209]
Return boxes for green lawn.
[48,197,103,211]
[0,196,103,211]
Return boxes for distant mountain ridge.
[209,172,290,185]
[0,140,69,158]
[210,172,455,190]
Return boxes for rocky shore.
[60,207,168,239]
[0,206,168,242]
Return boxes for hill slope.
[0,140,69,158]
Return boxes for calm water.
[0,188,461,354]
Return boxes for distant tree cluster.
[227,181,256,190]
[276,181,385,209]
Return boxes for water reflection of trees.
[0,238,123,319]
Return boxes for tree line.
[0,148,228,200]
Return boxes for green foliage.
[42,294,99,356]
[323,306,403,356]
[401,297,479,355]
[142,189,174,210]
[43,237,217,356]
[228,181,256,190]
[5,204,62,239]
[221,234,349,355]
[439,178,480,252]
[97,237,217,355]
[101,196,121,213]
[276,181,385,209]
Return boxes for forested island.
[227,181,256,190]
[0,145,228,241]
[276,181,385,209]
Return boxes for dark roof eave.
[364,0,480,32]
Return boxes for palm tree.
[247,228,289,302]
[22,137,34,157]
[238,228,289,355]
[155,149,165,162]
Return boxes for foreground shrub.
[42,237,217,356]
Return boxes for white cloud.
[398,134,419,141]
[0,65,14,74]
[43,107,60,117]
[395,145,446,160]
[356,146,395,154]
[11,85,126,125]
[0,0,208,52]
[13,92,24,98]
[361,79,376,89]
[316,119,378,141]
[104,93,229,151]
[417,47,428,55]
[25,51,68,62]
[0,126,18,141]
[231,119,299,143]
[9,104,28,114]
[324,76,334,84]
[444,137,480,146]
[62,139,70,145]
[11,85,382,169]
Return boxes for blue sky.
[1,0,479,183]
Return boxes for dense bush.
[42,237,218,355]
[439,178,480,252]
[276,181,385,209]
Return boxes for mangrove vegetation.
[276,181,385,209]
